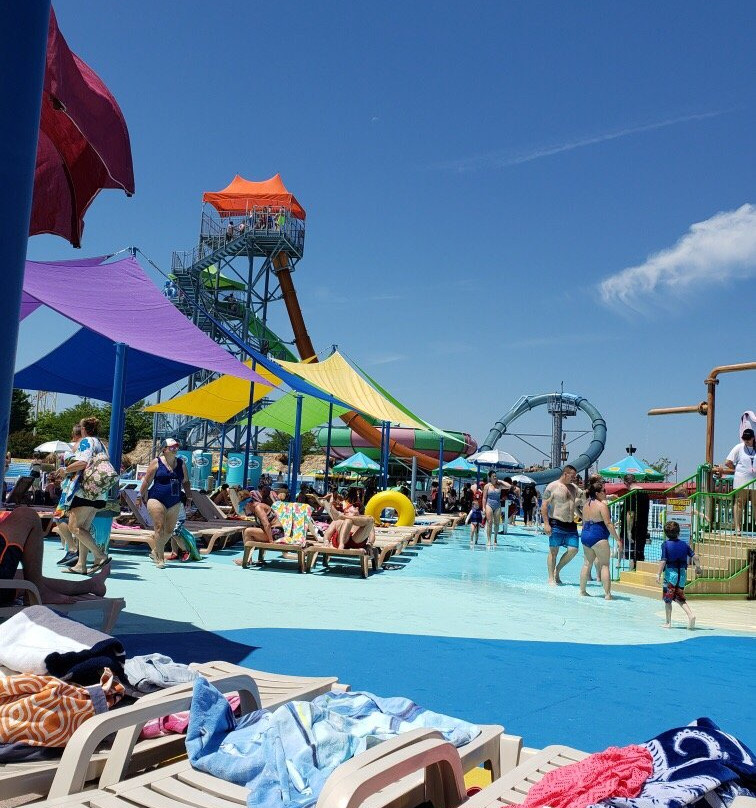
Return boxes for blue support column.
[217,423,227,486]
[0,2,51,494]
[437,437,445,515]
[380,421,390,490]
[286,439,293,492]
[242,379,255,487]
[290,394,303,498]
[323,400,333,495]
[108,343,128,475]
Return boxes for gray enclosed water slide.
[478,393,607,485]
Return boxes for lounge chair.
[30,689,503,808]
[0,578,125,633]
[0,661,344,804]
[120,490,243,554]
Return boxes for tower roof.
[202,174,306,219]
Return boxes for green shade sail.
[252,393,349,436]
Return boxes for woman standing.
[63,417,111,575]
[481,470,511,548]
[54,424,82,566]
[137,438,192,568]
[579,476,622,599]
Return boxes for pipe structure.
[0,2,51,495]
[648,362,756,466]
[273,253,440,471]
[479,393,607,485]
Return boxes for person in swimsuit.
[579,476,622,599]
[323,488,375,550]
[236,495,286,567]
[62,417,112,576]
[482,471,511,548]
[137,437,192,568]
[465,501,484,547]
[0,506,110,606]
[541,464,584,585]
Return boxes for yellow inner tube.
[365,491,416,526]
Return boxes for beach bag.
[80,441,118,499]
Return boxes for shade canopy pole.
[218,423,227,486]
[290,394,304,498]
[108,343,128,476]
[380,421,390,490]
[0,2,50,494]
[323,400,333,494]
[436,437,445,515]
[410,456,418,505]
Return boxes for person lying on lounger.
[0,506,110,605]
[321,488,375,552]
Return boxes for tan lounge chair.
[0,661,344,804]
[0,578,125,633]
[31,691,503,808]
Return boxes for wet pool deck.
[42,524,756,751]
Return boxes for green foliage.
[10,389,33,433]
[259,429,317,454]
[644,456,673,479]
[7,430,39,458]
[122,402,153,453]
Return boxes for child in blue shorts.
[465,502,484,548]
[657,520,701,630]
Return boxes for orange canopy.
[202,174,306,219]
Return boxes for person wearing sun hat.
[137,438,192,568]
[717,427,756,533]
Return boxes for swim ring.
[365,491,415,526]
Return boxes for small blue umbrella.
[599,455,663,481]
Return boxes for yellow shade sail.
[276,351,427,429]
[144,362,279,423]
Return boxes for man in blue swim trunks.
[540,465,584,586]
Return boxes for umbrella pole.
[0,1,50,496]
[323,400,333,495]
[290,394,303,498]
[218,423,227,486]
[437,437,445,516]
[108,343,128,476]
[410,456,417,506]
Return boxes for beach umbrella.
[332,451,381,475]
[511,473,535,484]
[30,8,135,248]
[468,449,523,469]
[431,456,477,478]
[34,440,71,453]
[599,455,663,481]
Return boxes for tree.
[122,402,153,453]
[10,389,33,433]
[258,429,318,454]
[35,401,109,444]
[644,456,673,479]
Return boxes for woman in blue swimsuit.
[137,438,191,568]
[481,471,511,549]
[579,476,622,599]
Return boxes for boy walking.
[657,520,701,630]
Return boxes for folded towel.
[0,606,110,674]
[124,654,198,693]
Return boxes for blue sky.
[21,0,756,475]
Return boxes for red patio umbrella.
[30,6,134,248]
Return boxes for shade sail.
[251,393,349,436]
[22,256,270,385]
[144,361,279,422]
[202,174,306,219]
[15,328,195,406]
[20,292,42,321]
[276,351,427,429]
[32,8,134,248]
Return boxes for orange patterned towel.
[0,668,124,747]
[521,744,653,808]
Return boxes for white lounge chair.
[0,661,343,804]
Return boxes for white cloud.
[368,354,406,366]
[434,109,728,173]
[599,203,756,307]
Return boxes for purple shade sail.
[22,256,272,384]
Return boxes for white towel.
[740,411,756,439]
[0,605,110,674]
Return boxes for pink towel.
[140,694,240,739]
[521,744,653,808]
